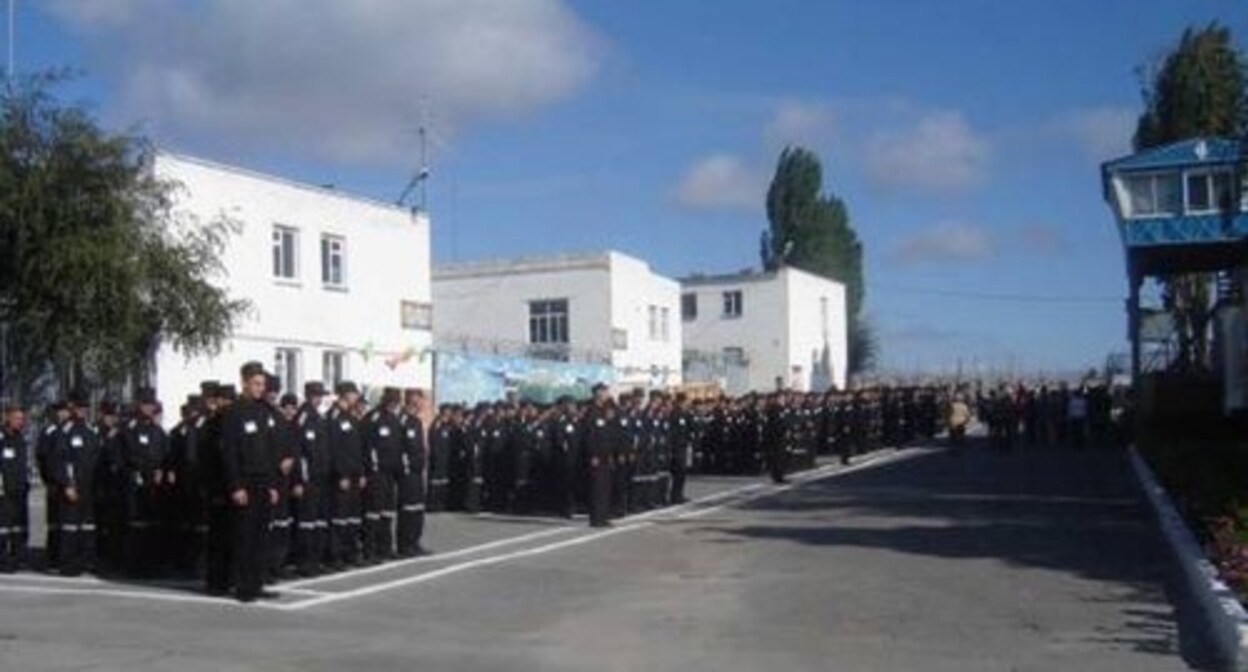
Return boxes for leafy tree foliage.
[0,74,246,398]
[760,146,874,375]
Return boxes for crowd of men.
[980,382,1126,451]
[0,368,950,602]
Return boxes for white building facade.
[152,153,433,415]
[680,267,848,394]
[432,251,683,390]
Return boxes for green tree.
[1133,23,1247,373]
[0,74,247,399]
[761,146,874,376]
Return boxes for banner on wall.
[434,351,616,406]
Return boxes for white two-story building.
[151,153,433,413]
[680,266,848,394]
[432,251,682,391]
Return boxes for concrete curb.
[1129,446,1248,671]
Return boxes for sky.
[14,0,1248,376]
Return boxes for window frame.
[272,224,300,281]
[528,298,570,345]
[274,347,302,396]
[722,290,744,319]
[681,293,698,322]
[1124,172,1181,219]
[320,233,348,289]
[322,350,346,389]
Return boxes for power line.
[871,283,1122,305]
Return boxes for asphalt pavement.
[0,443,1219,671]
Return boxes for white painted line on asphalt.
[282,525,579,589]
[274,522,651,612]
[276,450,925,611]
[0,583,257,608]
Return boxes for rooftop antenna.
[395,125,431,212]
[396,102,434,212]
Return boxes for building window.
[274,348,301,396]
[722,290,743,318]
[723,347,746,365]
[660,307,670,342]
[1185,171,1233,214]
[400,300,433,330]
[612,328,629,351]
[322,350,346,389]
[529,299,569,345]
[681,293,698,321]
[272,225,299,280]
[321,235,346,288]
[1125,173,1181,217]
[648,305,659,340]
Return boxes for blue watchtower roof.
[1103,137,1243,172]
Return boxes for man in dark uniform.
[668,394,692,505]
[269,392,300,579]
[0,404,29,572]
[548,396,581,518]
[36,401,69,570]
[201,383,234,595]
[55,392,102,576]
[426,405,453,513]
[120,387,168,577]
[397,389,430,557]
[91,401,124,574]
[294,381,330,577]
[164,398,202,575]
[459,405,487,514]
[582,384,615,528]
[327,381,366,569]
[221,362,281,602]
[763,394,790,484]
[363,387,404,562]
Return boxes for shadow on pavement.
[702,440,1223,670]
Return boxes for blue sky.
[17,0,1248,375]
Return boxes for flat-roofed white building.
[151,153,433,416]
[432,251,682,391]
[680,266,848,394]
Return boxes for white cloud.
[1051,106,1136,160]
[43,0,601,165]
[866,111,990,192]
[763,100,834,150]
[892,222,996,265]
[674,153,764,212]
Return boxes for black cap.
[199,380,221,397]
[187,394,203,407]
[592,382,609,393]
[135,387,158,405]
[240,361,266,381]
[265,374,281,395]
[335,381,359,396]
[98,400,119,416]
[404,388,424,403]
[382,387,402,406]
[304,381,327,398]
[67,389,90,407]
[279,393,299,408]
[219,384,238,401]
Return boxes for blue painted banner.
[434,351,615,406]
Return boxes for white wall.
[681,275,788,393]
[433,255,613,358]
[680,267,848,394]
[152,153,432,418]
[432,251,682,391]
[607,252,683,389]
[784,268,849,392]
